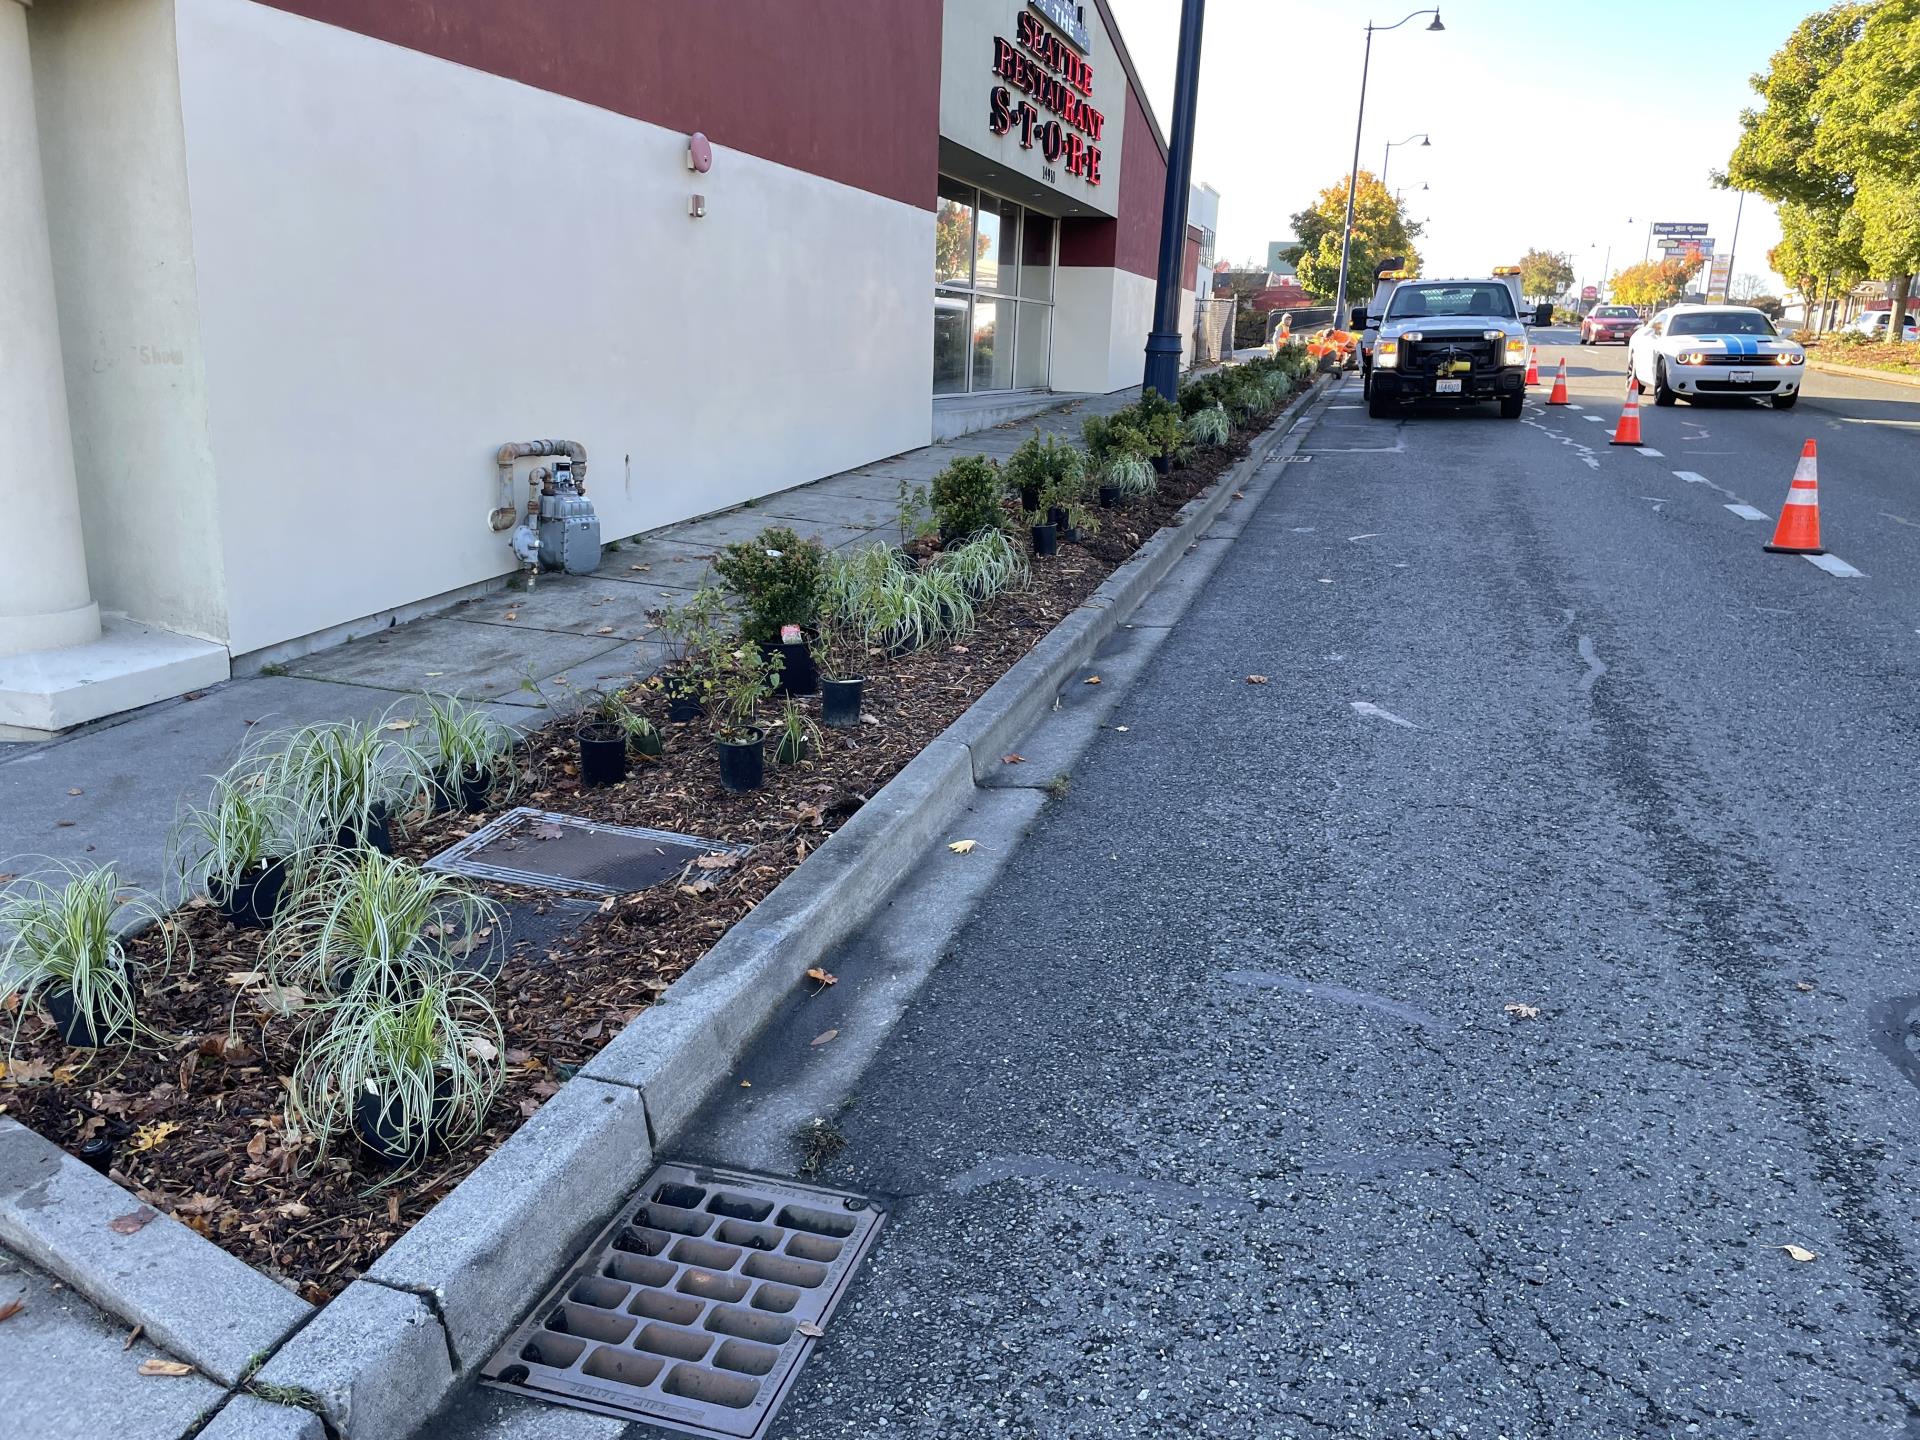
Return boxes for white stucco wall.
[172,0,933,656]
[940,0,1123,220]
[1051,266,1186,393]
[32,0,227,643]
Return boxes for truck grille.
[1403,338,1495,374]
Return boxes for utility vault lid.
[482,1162,887,1438]
[425,808,749,897]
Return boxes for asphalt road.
[432,346,1920,1439]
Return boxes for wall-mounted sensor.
[689,194,707,219]
[687,132,712,173]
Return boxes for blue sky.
[1104,0,1822,294]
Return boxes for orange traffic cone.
[1546,359,1569,405]
[1764,440,1824,555]
[1610,377,1642,445]
[1524,346,1539,387]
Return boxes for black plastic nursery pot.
[1031,522,1058,557]
[715,731,765,792]
[212,858,290,930]
[631,726,664,758]
[774,730,810,765]
[1153,453,1171,476]
[778,639,819,696]
[1047,504,1070,531]
[77,1136,115,1174]
[352,1074,455,1166]
[577,722,629,787]
[437,766,493,815]
[1098,484,1120,508]
[1019,483,1041,514]
[335,804,394,855]
[47,984,134,1049]
[666,694,703,724]
[820,677,865,728]
[1063,524,1084,545]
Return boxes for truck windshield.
[1385,284,1515,321]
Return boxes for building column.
[0,0,101,659]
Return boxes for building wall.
[30,0,228,642]
[170,0,933,656]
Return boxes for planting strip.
[7,371,1337,1440]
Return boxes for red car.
[1580,305,1642,345]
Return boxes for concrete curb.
[1808,356,1920,388]
[195,1393,330,1440]
[4,370,1335,1440]
[0,1119,309,1389]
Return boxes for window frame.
[934,176,1059,395]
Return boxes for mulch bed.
[1806,339,1920,375]
[0,418,1268,1302]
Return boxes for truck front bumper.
[1372,370,1524,403]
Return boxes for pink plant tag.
[780,625,803,645]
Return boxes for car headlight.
[1676,351,1707,365]
[1483,330,1506,342]
[1400,331,1423,343]
[1376,340,1399,370]
[1775,351,1803,366]
[1504,336,1528,366]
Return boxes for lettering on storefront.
[987,12,1103,185]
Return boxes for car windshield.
[1593,307,1637,319]
[1667,310,1776,337]
[1385,284,1516,321]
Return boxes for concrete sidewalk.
[0,391,1131,905]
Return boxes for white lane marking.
[1804,553,1866,578]
[1577,636,1607,693]
[1725,503,1770,521]
[1521,416,1601,470]
[1881,512,1918,528]
[1351,701,1419,729]
[1347,532,1380,542]
[1290,526,1317,533]
[1841,417,1920,428]
[1330,404,1362,409]
[1584,415,1604,423]
[1636,447,1664,457]
[1673,470,1711,484]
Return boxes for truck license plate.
[1729,370,1754,384]
[1435,379,1462,394]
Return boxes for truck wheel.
[1653,359,1678,407]
[1368,390,1395,419]
[1499,394,1524,419]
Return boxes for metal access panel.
[482,1163,887,1438]
[424,808,749,897]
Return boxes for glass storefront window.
[933,293,970,395]
[933,176,1053,394]
[935,179,977,288]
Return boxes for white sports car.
[1626,304,1804,409]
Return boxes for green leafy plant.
[773,698,821,765]
[1004,435,1088,517]
[930,454,1007,541]
[1101,453,1156,500]
[253,713,431,845]
[711,527,825,648]
[931,528,1027,602]
[1184,405,1232,448]
[895,480,938,549]
[0,864,184,1052]
[707,645,782,742]
[264,849,501,999]
[422,693,516,804]
[290,976,503,1171]
[580,689,661,754]
[1124,390,1185,460]
[1081,412,1153,468]
[172,773,311,901]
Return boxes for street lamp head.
[1420,136,1431,147]
[1428,10,1445,29]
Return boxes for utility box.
[536,460,601,575]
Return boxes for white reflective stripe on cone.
[1782,489,1819,506]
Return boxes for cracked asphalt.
[434,345,1920,1439]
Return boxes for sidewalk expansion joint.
[364,1276,464,1376]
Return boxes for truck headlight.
[1504,337,1528,366]
[1376,340,1399,370]
[1676,351,1707,366]
[1776,351,1803,366]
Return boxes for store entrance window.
[934,177,1057,394]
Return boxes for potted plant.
[1028,507,1058,557]
[778,623,818,697]
[264,714,430,854]
[174,775,306,928]
[708,644,781,793]
[651,587,727,722]
[291,978,502,1169]
[0,865,183,1050]
[930,454,1008,544]
[773,698,821,765]
[895,479,938,563]
[575,690,633,787]
[930,528,1026,603]
[1128,391,1184,474]
[265,848,501,998]
[712,526,826,650]
[812,614,866,729]
[423,693,516,813]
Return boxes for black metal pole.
[1143,0,1206,401]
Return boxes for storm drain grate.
[482,1162,887,1438]
[424,808,749,896]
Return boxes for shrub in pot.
[709,644,781,793]
[651,586,729,722]
[812,616,866,729]
[777,622,819,697]
[1183,404,1232,450]
[0,864,183,1051]
[931,453,1007,543]
[258,713,431,855]
[423,693,516,813]
[773,698,821,765]
[174,774,308,928]
[712,526,825,650]
[291,978,502,1170]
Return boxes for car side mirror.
[1534,302,1554,326]
[1350,306,1369,330]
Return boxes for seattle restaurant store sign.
[987,11,1105,185]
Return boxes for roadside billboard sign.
[1706,254,1733,302]
[1651,222,1709,236]
[1656,236,1715,252]
[1582,285,1598,300]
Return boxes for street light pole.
[1143,0,1206,401]
[1721,189,1745,302]
[1332,10,1442,334]
[1380,132,1429,192]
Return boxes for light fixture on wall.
[687,132,712,173]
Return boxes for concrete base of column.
[0,600,101,660]
[0,615,229,738]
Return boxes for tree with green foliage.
[1289,172,1423,304]
[1518,249,1575,304]
[1727,2,1918,336]
[1610,255,1705,310]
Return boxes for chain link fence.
[1191,296,1237,367]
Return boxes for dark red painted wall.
[251,0,943,211]
[1058,84,1168,279]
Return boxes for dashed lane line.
[1804,553,1867,579]
[1636,447,1664,457]
[1725,504,1770,521]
